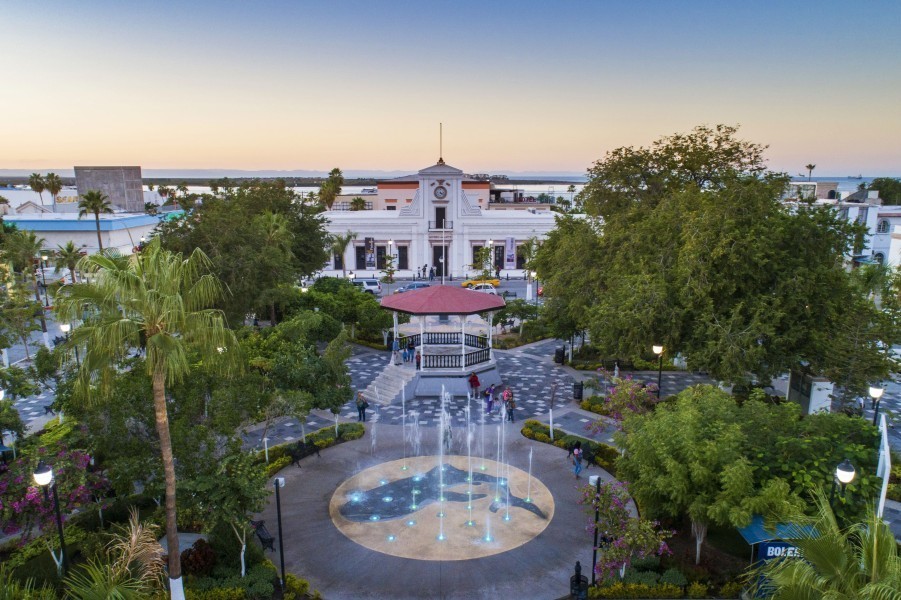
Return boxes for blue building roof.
[4,212,181,232]
[737,515,817,545]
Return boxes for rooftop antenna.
[438,122,444,165]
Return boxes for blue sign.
[758,541,802,561]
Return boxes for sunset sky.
[2,0,899,175]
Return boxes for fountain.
[401,387,407,470]
[437,386,448,541]
[526,446,533,503]
[465,402,475,527]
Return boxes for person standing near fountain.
[356,392,369,422]
[468,372,481,397]
[503,388,515,422]
[484,384,495,414]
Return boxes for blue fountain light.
[379,479,388,485]
[382,496,393,502]
[387,535,396,542]
[406,520,416,526]
[369,515,381,521]
[437,534,446,541]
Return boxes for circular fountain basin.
[329,455,554,561]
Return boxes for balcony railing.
[428,220,453,230]
[400,333,488,347]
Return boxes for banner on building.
[505,237,516,269]
[365,237,376,269]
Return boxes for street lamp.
[830,458,856,505]
[531,271,538,308]
[33,461,68,574]
[652,345,664,398]
[40,254,49,307]
[274,477,287,590]
[60,323,79,366]
[870,385,885,426]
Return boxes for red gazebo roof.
[380,285,506,316]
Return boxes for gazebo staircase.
[361,363,416,407]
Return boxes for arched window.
[874,253,885,264]
[827,190,837,200]
[877,220,890,234]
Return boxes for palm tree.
[28,172,46,206]
[2,229,49,341]
[55,239,238,600]
[350,196,366,211]
[750,489,901,598]
[329,230,357,277]
[805,163,816,182]
[319,167,344,209]
[54,241,83,284]
[78,190,114,252]
[44,172,63,211]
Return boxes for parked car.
[352,279,382,295]
[395,282,431,294]
[461,277,500,288]
[469,283,498,295]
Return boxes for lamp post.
[870,385,885,426]
[531,271,538,308]
[652,345,664,398]
[40,254,49,307]
[830,458,856,506]
[274,477,287,590]
[60,323,79,366]
[33,461,68,574]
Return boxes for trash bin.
[570,561,589,599]
[573,381,583,401]
[554,347,565,364]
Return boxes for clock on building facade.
[434,185,447,200]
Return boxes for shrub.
[589,582,683,599]
[686,581,708,598]
[718,580,743,598]
[282,573,310,600]
[623,569,660,586]
[534,433,551,444]
[660,567,688,587]
[182,538,217,576]
[629,555,661,571]
[264,456,291,478]
[185,589,246,600]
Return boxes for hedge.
[252,422,365,475]
[520,419,620,476]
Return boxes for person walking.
[484,384,495,414]
[572,441,583,479]
[503,388,515,422]
[406,339,415,363]
[392,338,401,365]
[429,266,435,281]
[356,392,368,422]
[468,372,480,398]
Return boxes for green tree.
[156,179,329,325]
[3,229,50,341]
[329,230,357,277]
[28,172,46,206]
[53,240,83,284]
[0,298,41,360]
[616,385,805,564]
[319,167,344,209]
[470,246,493,280]
[540,125,881,384]
[381,253,397,284]
[749,489,901,599]
[55,239,238,599]
[350,196,366,211]
[44,172,63,210]
[77,190,113,252]
[186,447,268,577]
[868,177,901,204]
[0,398,26,439]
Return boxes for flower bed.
[520,419,620,476]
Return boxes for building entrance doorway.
[433,245,448,277]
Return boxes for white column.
[419,316,425,372]
[488,311,494,360]
[461,315,466,372]
[393,311,398,341]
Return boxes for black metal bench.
[251,520,275,552]
[44,405,55,415]
[288,440,321,467]
[501,291,517,298]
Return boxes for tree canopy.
[535,125,895,384]
[868,177,901,204]
[155,179,329,325]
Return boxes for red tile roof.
[380,285,506,315]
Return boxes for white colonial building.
[322,159,559,279]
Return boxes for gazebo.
[380,285,506,396]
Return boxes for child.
[503,388,515,422]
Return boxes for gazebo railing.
[422,348,491,369]
[399,332,488,347]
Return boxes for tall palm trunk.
[94,212,104,251]
[153,369,184,594]
[69,266,77,284]
[31,275,48,335]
